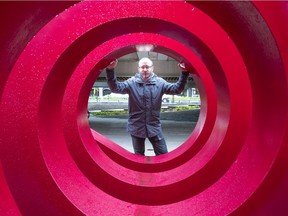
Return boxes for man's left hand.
[178,62,188,72]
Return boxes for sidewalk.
[89,116,197,156]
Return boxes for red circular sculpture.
[0,1,288,215]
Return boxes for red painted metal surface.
[0,1,287,215]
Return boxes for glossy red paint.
[0,1,287,215]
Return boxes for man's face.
[138,61,153,81]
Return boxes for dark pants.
[131,132,168,156]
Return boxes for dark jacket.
[106,69,189,138]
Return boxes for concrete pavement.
[89,116,197,156]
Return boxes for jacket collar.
[135,72,157,84]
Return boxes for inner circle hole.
[88,52,200,156]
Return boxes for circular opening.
[74,36,213,173]
[88,51,201,157]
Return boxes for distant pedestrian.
[106,57,190,156]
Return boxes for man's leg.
[148,132,168,155]
[131,135,145,156]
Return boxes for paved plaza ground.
[88,102,200,156]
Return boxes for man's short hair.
[138,57,153,67]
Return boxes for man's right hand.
[107,59,118,70]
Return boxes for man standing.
[106,57,189,156]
